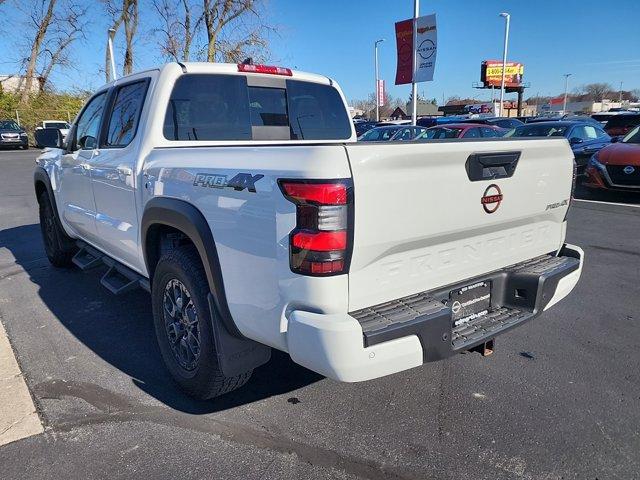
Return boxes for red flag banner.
[395,19,414,85]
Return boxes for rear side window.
[106,81,148,147]
[164,75,251,141]
[286,80,351,140]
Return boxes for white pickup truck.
[34,62,584,399]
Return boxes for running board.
[74,241,150,295]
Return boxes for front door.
[57,91,108,243]
[90,79,149,271]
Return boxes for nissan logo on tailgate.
[481,184,503,213]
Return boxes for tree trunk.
[182,0,192,61]
[21,0,57,103]
[122,0,138,75]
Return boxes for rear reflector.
[237,63,293,76]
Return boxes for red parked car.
[417,123,504,139]
[584,126,640,192]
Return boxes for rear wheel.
[151,246,252,399]
[38,191,76,267]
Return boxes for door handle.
[117,166,133,176]
[80,163,91,171]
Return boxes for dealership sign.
[481,60,524,88]
[377,79,385,106]
[395,14,437,85]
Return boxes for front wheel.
[38,191,76,267]
[151,246,252,399]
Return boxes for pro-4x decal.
[193,173,264,193]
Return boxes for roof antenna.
[241,57,254,65]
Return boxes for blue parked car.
[506,121,612,174]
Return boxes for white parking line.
[0,320,43,446]
[574,198,640,209]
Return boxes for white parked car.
[34,62,584,399]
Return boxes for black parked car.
[506,121,612,173]
[460,117,524,129]
[0,120,28,149]
[354,121,379,137]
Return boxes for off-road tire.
[152,246,252,399]
[38,191,76,267]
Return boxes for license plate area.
[449,281,491,326]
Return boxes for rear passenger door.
[89,78,150,271]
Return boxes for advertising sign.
[413,14,437,82]
[481,61,524,87]
[377,79,385,107]
[394,19,413,85]
[395,15,438,85]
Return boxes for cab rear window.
[163,74,351,141]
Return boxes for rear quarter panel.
[142,145,352,351]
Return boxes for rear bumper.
[286,244,584,382]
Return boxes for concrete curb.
[0,319,43,446]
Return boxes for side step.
[74,241,150,295]
[72,244,103,270]
[100,257,150,295]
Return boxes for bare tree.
[18,0,88,101]
[581,83,614,101]
[103,0,139,80]
[20,0,56,102]
[202,0,269,63]
[37,3,88,91]
[153,0,203,62]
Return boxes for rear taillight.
[279,179,353,276]
[237,63,293,76]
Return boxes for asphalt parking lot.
[0,148,639,480]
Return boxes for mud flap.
[207,294,271,377]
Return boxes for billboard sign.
[481,61,524,87]
[377,79,385,107]
[395,14,437,85]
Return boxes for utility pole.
[563,73,572,114]
[374,39,385,121]
[619,81,623,104]
[411,0,419,125]
[498,12,510,117]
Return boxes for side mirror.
[569,137,583,145]
[34,128,64,149]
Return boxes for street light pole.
[619,81,623,104]
[498,12,510,117]
[107,28,117,82]
[411,0,419,125]
[374,39,385,122]
[563,73,572,114]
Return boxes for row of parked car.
[354,111,640,194]
[0,119,71,149]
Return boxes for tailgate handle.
[465,151,521,182]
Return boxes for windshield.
[510,124,568,137]
[0,121,20,130]
[360,127,399,141]
[419,127,463,139]
[44,122,69,129]
[622,126,640,144]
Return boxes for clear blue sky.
[2,0,639,103]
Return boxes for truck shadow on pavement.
[0,223,323,415]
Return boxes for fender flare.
[141,196,242,338]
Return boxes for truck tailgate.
[345,138,574,311]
